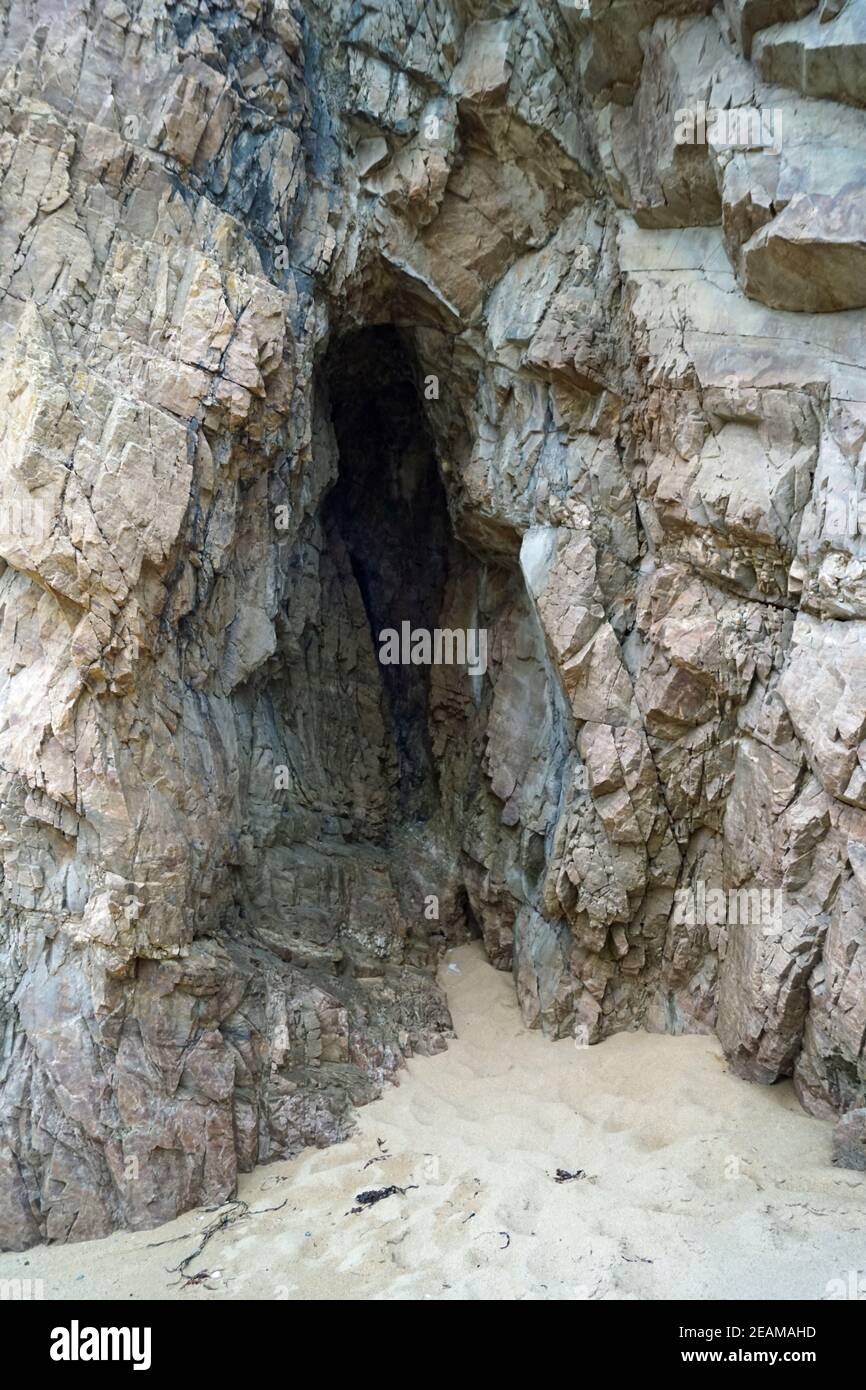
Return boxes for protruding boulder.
[739,188,866,310]
[754,0,866,106]
[833,1107,866,1169]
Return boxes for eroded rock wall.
[0,0,864,1248]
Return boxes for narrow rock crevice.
[322,326,454,817]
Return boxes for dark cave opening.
[312,321,541,967]
[322,325,456,819]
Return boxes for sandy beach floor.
[2,942,864,1301]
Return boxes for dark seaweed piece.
[349,1183,419,1214]
[554,1168,586,1183]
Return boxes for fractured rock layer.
[0,0,865,1248]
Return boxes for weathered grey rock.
[740,189,866,311]
[832,1106,866,1169]
[723,0,819,57]
[1,0,866,1252]
[754,0,866,106]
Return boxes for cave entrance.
[322,325,457,821]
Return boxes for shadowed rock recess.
[1,0,866,1249]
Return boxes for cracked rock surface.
[1,0,865,1248]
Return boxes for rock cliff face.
[1,0,866,1249]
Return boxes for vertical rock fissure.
[322,326,454,819]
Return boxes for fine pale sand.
[3,943,864,1301]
